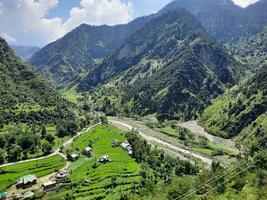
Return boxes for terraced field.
[46,125,141,200]
[0,155,65,191]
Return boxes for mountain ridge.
[77,9,244,120]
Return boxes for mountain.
[233,25,267,67]
[10,45,40,61]
[0,38,58,110]
[161,0,267,42]
[28,16,154,88]
[200,64,267,140]
[0,37,75,126]
[78,9,243,120]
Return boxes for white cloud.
[0,0,133,47]
[232,0,259,7]
[63,0,133,32]
[1,32,16,43]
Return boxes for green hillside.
[78,9,243,120]
[233,26,267,67]
[0,37,82,163]
[200,64,267,142]
[28,16,153,88]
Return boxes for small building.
[23,191,34,199]
[99,155,112,163]
[111,139,120,147]
[0,192,7,200]
[42,181,57,191]
[120,141,130,150]
[56,169,69,182]
[120,141,133,156]
[16,174,37,189]
[69,153,79,162]
[82,147,92,156]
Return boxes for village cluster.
[0,139,133,200]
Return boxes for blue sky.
[0,0,260,47]
[47,0,171,22]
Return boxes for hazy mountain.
[28,15,154,88]
[161,0,267,42]
[233,25,267,67]
[10,45,40,61]
[78,9,244,120]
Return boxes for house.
[16,174,37,189]
[120,141,130,150]
[99,155,112,163]
[69,153,79,162]
[111,139,120,147]
[22,191,34,199]
[0,192,7,200]
[42,181,57,191]
[120,141,133,156]
[82,147,92,156]
[56,169,69,182]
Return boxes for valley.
[0,0,266,199]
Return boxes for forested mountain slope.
[78,10,243,120]
[161,0,267,42]
[0,37,76,127]
[200,64,267,143]
[233,26,267,67]
[28,16,154,88]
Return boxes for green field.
[0,155,65,191]
[47,125,141,200]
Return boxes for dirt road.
[108,117,213,166]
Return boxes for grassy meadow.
[46,125,141,200]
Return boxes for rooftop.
[43,181,56,187]
[17,174,37,184]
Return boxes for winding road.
[108,117,213,166]
[0,123,100,168]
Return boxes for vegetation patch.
[0,155,65,191]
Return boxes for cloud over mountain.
[0,0,133,46]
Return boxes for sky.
[0,0,260,47]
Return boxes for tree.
[111,176,117,188]
[57,125,67,138]
[100,116,108,125]
[0,148,6,164]
[42,141,53,155]
[0,135,6,149]
[45,133,55,143]
[167,177,194,200]
[41,125,47,138]
[9,144,23,161]
[254,151,267,169]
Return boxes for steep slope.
[0,38,58,110]
[78,10,243,120]
[28,16,153,88]
[0,37,75,126]
[233,26,267,67]
[161,0,267,42]
[10,45,40,61]
[200,64,267,140]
